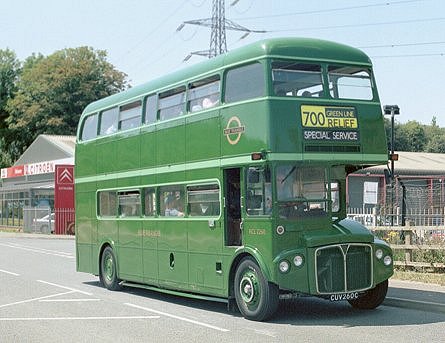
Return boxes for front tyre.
[234,257,279,321]
[100,246,122,291]
[348,280,388,309]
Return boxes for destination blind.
[301,105,360,142]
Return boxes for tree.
[5,47,128,162]
[394,120,426,152]
[0,49,21,129]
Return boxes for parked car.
[34,213,55,233]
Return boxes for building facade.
[0,135,75,231]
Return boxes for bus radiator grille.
[316,244,372,294]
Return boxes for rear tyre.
[234,257,279,321]
[348,279,388,309]
[100,246,122,291]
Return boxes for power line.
[114,0,189,63]
[232,0,426,21]
[267,17,445,33]
[359,41,445,49]
[371,52,445,58]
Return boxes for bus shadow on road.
[83,280,445,325]
[272,296,445,326]
[83,280,233,316]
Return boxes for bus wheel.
[100,246,121,291]
[348,280,388,309]
[234,257,279,321]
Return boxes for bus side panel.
[157,119,185,167]
[268,101,300,153]
[75,141,96,177]
[97,136,118,174]
[142,220,159,286]
[220,100,269,157]
[75,187,96,274]
[186,110,221,162]
[118,219,143,283]
[157,219,189,289]
[116,130,141,173]
[187,219,224,294]
[140,126,157,169]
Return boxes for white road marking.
[0,243,74,259]
[0,269,20,276]
[0,316,160,321]
[125,303,229,332]
[0,291,74,309]
[37,280,93,296]
[39,298,101,303]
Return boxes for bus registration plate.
[329,292,359,302]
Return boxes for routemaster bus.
[75,37,393,321]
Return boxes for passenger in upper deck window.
[202,94,219,109]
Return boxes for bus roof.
[81,37,372,116]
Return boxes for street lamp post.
[383,105,400,225]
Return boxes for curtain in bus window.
[272,61,323,97]
[328,66,373,100]
[225,63,265,103]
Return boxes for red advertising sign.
[54,165,75,235]
[0,165,25,178]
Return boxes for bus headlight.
[279,260,290,273]
[375,249,383,260]
[383,255,392,266]
[293,255,304,267]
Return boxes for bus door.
[241,166,273,253]
[224,168,242,246]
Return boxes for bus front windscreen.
[276,165,328,219]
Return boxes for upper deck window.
[328,66,373,100]
[99,107,118,136]
[158,87,186,121]
[272,61,323,98]
[119,101,142,131]
[80,114,98,141]
[225,63,265,103]
[188,76,220,112]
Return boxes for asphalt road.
[0,234,444,343]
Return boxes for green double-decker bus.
[75,37,393,321]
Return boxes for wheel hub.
[240,272,258,304]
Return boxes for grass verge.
[393,269,445,286]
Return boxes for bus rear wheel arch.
[234,256,279,321]
[99,245,122,291]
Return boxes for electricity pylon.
[177,0,265,61]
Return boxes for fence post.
[404,222,412,265]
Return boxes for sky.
[1,0,444,126]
